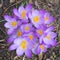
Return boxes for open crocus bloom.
[7,28,23,44]
[4,15,20,35]
[39,26,57,46]
[13,4,32,23]
[29,10,44,28]
[23,32,37,43]
[36,25,47,38]
[36,43,48,54]
[4,15,18,29]
[21,23,34,33]
[43,12,55,24]
[9,37,33,58]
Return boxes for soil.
[0,0,60,60]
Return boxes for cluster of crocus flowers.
[4,4,57,58]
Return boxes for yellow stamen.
[21,10,26,18]
[10,21,17,27]
[45,16,48,21]
[17,30,22,37]
[33,16,39,23]
[45,34,50,40]
[37,30,43,35]
[20,40,27,49]
[24,26,29,31]
[40,45,44,50]
[28,35,33,40]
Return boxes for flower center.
[17,30,22,37]
[45,34,50,40]
[44,16,48,21]
[37,30,43,35]
[21,10,26,18]
[10,21,17,27]
[40,45,44,50]
[24,26,29,31]
[20,40,27,49]
[28,35,33,40]
[33,16,39,23]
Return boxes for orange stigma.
[21,10,26,18]
[37,30,43,35]
[10,21,17,27]
[40,45,44,50]
[17,30,22,37]
[28,35,33,40]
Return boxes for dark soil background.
[0,0,60,60]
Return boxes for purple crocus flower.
[21,23,34,33]
[36,43,48,53]
[39,9,55,24]
[9,37,33,58]
[39,26,57,46]
[29,10,44,28]
[4,15,21,34]
[7,28,23,44]
[13,4,32,23]
[23,32,37,43]
[36,25,47,38]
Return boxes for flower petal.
[18,6,25,14]
[7,28,14,35]
[4,15,11,22]
[9,44,17,50]
[25,4,32,12]
[14,38,22,45]
[49,39,57,46]
[4,22,11,28]
[7,35,16,44]
[25,49,32,58]
[45,26,54,33]
[16,47,24,56]
[13,8,20,17]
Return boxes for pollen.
[24,26,29,31]
[17,30,22,37]
[37,30,43,35]
[21,10,26,18]
[28,35,33,40]
[33,16,39,23]
[10,21,17,27]
[45,34,50,40]
[45,16,49,21]
[40,45,44,50]
[20,40,27,49]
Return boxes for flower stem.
[38,52,43,60]
[23,55,25,60]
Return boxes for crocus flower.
[39,9,55,24]
[9,37,33,58]
[29,10,44,28]
[13,4,32,23]
[7,28,23,44]
[21,23,34,33]
[4,15,20,34]
[23,32,37,43]
[43,12,55,24]
[36,25,47,38]
[36,43,48,54]
[39,26,57,46]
